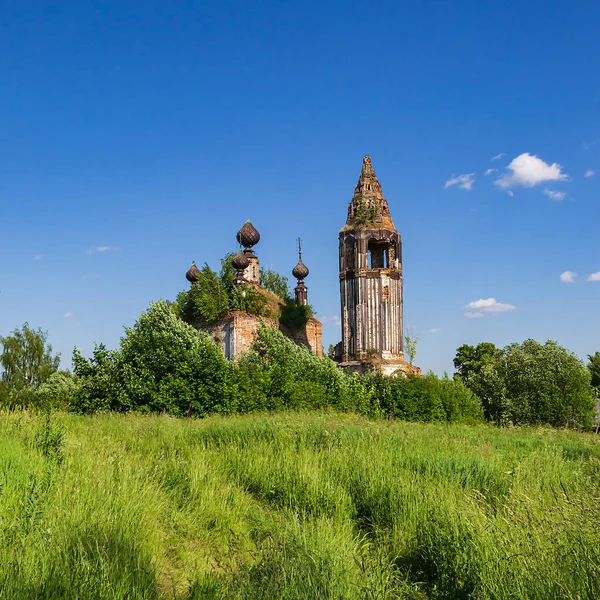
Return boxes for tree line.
[1,302,599,429]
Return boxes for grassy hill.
[1,411,599,599]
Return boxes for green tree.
[588,352,600,389]
[260,267,291,301]
[471,340,595,428]
[117,300,237,415]
[0,323,60,389]
[72,343,120,413]
[35,371,79,410]
[404,329,420,364]
[453,342,502,383]
[175,264,230,325]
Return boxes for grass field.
[0,411,599,599]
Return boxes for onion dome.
[186,261,201,283]
[236,220,260,248]
[292,257,309,280]
[231,250,250,271]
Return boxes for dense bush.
[236,324,348,412]
[358,371,483,424]
[72,301,237,416]
[462,339,596,428]
[34,371,79,411]
[234,326,483,423]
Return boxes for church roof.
[341,156,396,232]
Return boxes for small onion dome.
[292,257,309,280]
[236,220,260,247]
[231,250,250,271]
[186,261,201,283]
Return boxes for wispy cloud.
[464,312,485,319]
[321,316,341,327]
[444,173,475,191]
[64,311,73,319]
[87,245,114,255]
[491,153,505,161]
[585,169,595,178]
[587,272,600,282]
[495,153,568,190]
[464,298,516,318]
[82,274,101,280]
[506,190,514,197]
[34,254,43,261]
[484,168,498,176]
[427,328,442,334]
[560,271,577,283]
[543,189,566,201]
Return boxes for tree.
[453,342,502,382]
[404,328,420,364]
[0,323,60,389]
[470,340,595,428]
[72,343,120,413]
[117,301,236,415]
[175,263,230,325]
[260,267,291,301]
[588,352,600,389]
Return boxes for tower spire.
[343,156,395,231]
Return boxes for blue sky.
[1,0,599,374]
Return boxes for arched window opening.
[367,240,390,269]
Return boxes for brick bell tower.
[338,156,412,375]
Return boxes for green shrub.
[118,300,237,416]
[469,339,595,427]
[72,343,120,414]
[236,325,347,412]
[33,415,66,464]
[35,371,79,410]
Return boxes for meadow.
[1,411,599,599]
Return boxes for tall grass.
[0,411,598,598]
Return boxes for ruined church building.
[185,156,418,375]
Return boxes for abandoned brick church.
[184,156,419,376]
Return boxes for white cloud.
[587,272,600,282]
[34,254,43,260]
[506,190,514,197]
[427,328,442,334]
[465,298,517,317]
[543,189,566,201]
[560,271,578,283]
[464,312,485,319]
[321,316,341,327]
[485,168,498,176]
[585,170,595,178]
[64,311,73,318]
[491,153,505,161]
[87,245,114,255]
[444,173,475,191]
[495,153,568,189]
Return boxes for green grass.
[0,411,599,599]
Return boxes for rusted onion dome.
[231,250,250,270]
[186,261,201,283]
[236,220,260,247]
[292,257,309,280]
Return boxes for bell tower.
[338,156,407,374]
